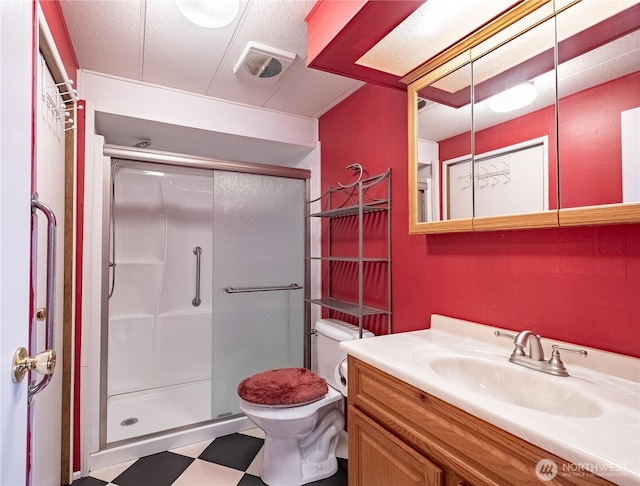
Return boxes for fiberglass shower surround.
[105,161,305,444]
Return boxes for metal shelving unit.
[308,169,391,337]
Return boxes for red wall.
[319,83,640,357]
[559,71,640,207]
[39,1,79,81]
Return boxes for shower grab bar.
[192,246,202,307]
[224,283,303,294]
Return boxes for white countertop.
[340,315,640,485]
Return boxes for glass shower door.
[107,162,214,443]
[211,171,306,418]
[105,162,306,441]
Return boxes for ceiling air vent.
[233,42,296,83]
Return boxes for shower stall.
[100,147,308,450]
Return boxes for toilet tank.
[313,318,374,392]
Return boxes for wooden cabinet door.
[349,406,443,486]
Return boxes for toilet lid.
[238,368,329,406]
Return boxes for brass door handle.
[12,347,56,383]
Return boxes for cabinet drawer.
[349,406,444,486]
[348,357,614,485]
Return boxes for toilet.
[238,318,373,486]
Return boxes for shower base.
[106,380,212,443]
[90,413,253,473]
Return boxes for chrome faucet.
[513,330,544,361]
[495,330,587,377]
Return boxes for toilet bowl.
[237,319,373,486]
[239,386,343,486]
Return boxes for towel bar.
[224,283,302,294]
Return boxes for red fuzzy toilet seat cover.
[238,368,329,406]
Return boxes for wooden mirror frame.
[404,0,640,234]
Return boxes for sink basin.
[427,354,603,418]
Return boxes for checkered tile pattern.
[72,429,348,486]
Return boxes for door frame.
[34,6,79,484]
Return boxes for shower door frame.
[99,144,312,449]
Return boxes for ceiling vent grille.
[233,42,296,83]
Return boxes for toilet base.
[300,456,338,485]
[261,435,339,486]
[255,406,344,486]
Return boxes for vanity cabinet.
[350,407,444,486]
[348,357,614,486]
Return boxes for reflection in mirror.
[557,1,640,209]
[470,15,557,219]
[416,63,472,222]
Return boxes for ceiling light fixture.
[176,0,239,29]
[488,81,538,113]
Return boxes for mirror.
[415,63,472,227]
[408,0,640,233]
[470,14,557,230]
[556,1,640,211]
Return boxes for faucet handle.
[548,345,588,377]
[551,344,588,357]
[494,330,517,340]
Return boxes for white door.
[30,51,66,486]
[1,2,34,484]
[474,142,546,217]
[444,159,473,220]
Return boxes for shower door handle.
[192,246,202,307]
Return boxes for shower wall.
[105,161,306,444]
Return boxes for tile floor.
[72,428,348,486]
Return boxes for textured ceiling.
[59,0,364,119]
[357,0,518,76]
[59,0,639,162]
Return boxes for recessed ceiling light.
[176,0,239,29]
